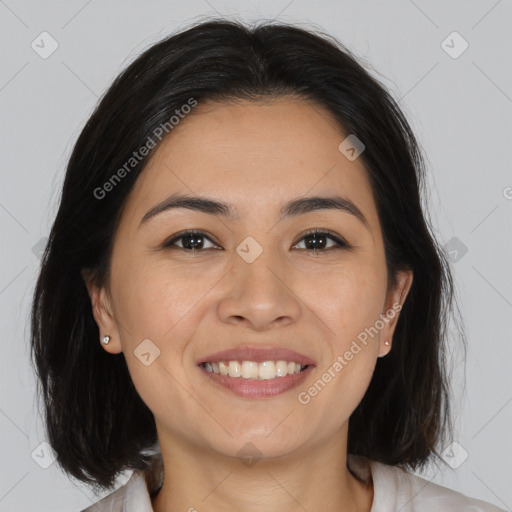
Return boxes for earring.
[378,340,391,359]
[101,335,111,345]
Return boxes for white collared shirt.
[81,454,506,512]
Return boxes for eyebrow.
[139,193,370,230]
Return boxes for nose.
[217,249,302,331]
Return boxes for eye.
[163,228,349,255]
[292,229,349,255]
[163,230,220,252]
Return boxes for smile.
[198,361,315,398]
[197,346,316,398]
[200,360,308,380]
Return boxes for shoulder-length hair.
[30,18,460,491]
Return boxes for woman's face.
[86,98,412,461]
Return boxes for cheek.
[113,267,206,432]
[308,262,386,348]
[290,262,383,419]
[112,257,207,342]
[111,257,211,381]
[296,340,377,438]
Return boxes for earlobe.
[98,333,122,354]
[378,340,391,358]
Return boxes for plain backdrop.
[1,1,511,510]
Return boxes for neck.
[151,430,373,512]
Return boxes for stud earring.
[101,335,111,345]
[378,340,391,359]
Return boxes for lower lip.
[198,365,315,398]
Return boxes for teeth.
[259,361,276,380]
[241,361,259,379]
[218,361,229,375]
[228,361,241,377]
[276,361,288,377]
[202,360,307,379]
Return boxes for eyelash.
[163,229,349,255]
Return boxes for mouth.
[199,360,310,380]
[197,346,316,398]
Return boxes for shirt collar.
[122,452,377,511]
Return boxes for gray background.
[1,0,511,510]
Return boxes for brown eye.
[292,230,349,254]
[164,230,220,252]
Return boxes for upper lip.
[197,346,317,366]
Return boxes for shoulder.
[80,470,154,512]
[80,453,163,512]
[367,458,506,512]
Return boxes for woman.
[30,18,505,512]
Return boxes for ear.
[81,268,123,354]
[378,269,413,357]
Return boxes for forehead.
[122,98,380,232]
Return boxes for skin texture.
[84,98,413,512]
